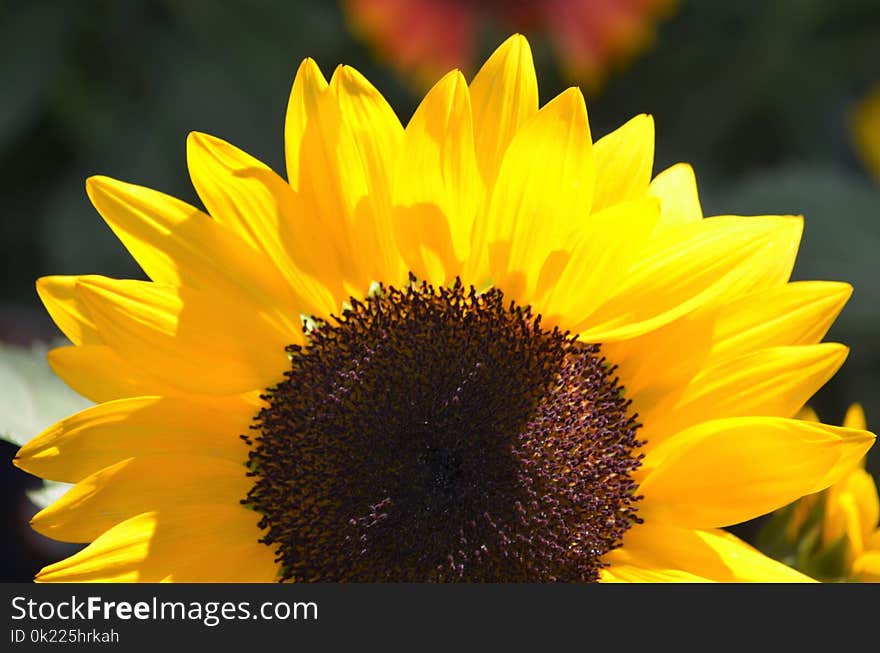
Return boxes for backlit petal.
[14,394,254,483]
[392,70,482,285]
[476,87,594,301]
[606,523,814,582]
[36,509,278,583]
[638,417,875,528]
[468,34,538,190]
[591,114,654,212]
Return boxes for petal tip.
[186,130,211,147]
[501,33,530,52]
[479,33,535,80]
[293,57,329,92]
[546,86,588,119]
[297,56,320,74]
[84,175,127,204]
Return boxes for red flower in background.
[342,0,676,89]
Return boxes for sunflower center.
[243,277,643,582]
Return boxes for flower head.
[342,0,675,89]
[14,35,875,582]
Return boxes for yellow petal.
[294,65,405,294]
[798,406,820,422]
[30,455,252,543]
[605,523,814,582]
[824,491,865,563]
[284,57,329,190]
[85,176,302,334]
[535,198,660,325]
[328,64,405,284]
[14,394,253,483]
[638,416,876,529]
[468,33,538,190]
[36,276,101,346]
[639,343,849,450]
[186,131,338,317]
[76,278,289,395]
[579,215,803,342]
[602,310,715,421]
[649,162,703,229]
[707,281,852,363]
[844,403,867,431]
[392,70,483,285]
[36,508,278,583]
[47,345,183,403]
[591,114,655,212]
[476,87,595,302]
[607,283,849,425]
[294,85,363,293]
[852,544,880,582]
[824,466,880,558]
[600,565,712,582]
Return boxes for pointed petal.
[844,403,867,431]
[294,65,405,293]
[601,564,712,582]
[605,523,815,582]
[36,509,278,583]
[606,282,850,426]
[47,345,183,403]
[535,198,660,325]
[36,276,101,346]
[186,131,338,317]
[638,416,875,528]
[798,405,820,422]
[284,57,328,189]
[639,343,849,450]
[707,281,852,363]
[579,215,803,342]
[14,395,253,483]
[328,64,405,284]
[468,33,538,190]
[75,278,289,395]
[85,176,302,335]
[591,114,654,212]
[392,70,482,285]
[477,88,595,302]
[649,163,703,229]
[30,455,252,543]
[824,467,879,558]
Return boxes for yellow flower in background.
[851,84,880,182]
[13,35,875,583]
[766,405,880,582]
[342,0,676,89]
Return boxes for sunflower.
[342,0,675,89]
[758,405,880,582]
[14,35,874,583]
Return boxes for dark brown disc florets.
[243,277,643,582]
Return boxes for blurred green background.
[2,0,879,580]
